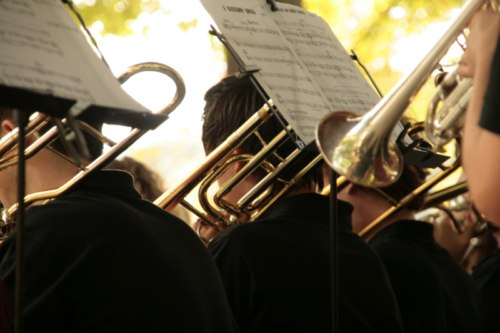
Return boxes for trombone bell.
[316,111,403,187]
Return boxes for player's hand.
[459,10,500,78]
[433,210,475,262]
[191,220,226,247]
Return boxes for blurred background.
[70,0,467,220]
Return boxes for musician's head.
[338,163,427,233]
[0,106,103,160]
[202,75,323,205]
[0,106,104,207]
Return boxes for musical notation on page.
[201,0,381,144]
[0,0,149,117]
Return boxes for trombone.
[315,0,492,188]
[154,101,324,240]
[0,62,186,241]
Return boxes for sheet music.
[201,0,383,144]
[0,0,149,117]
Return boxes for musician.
[337,164,483,333]
[459,10,500,226]
[458,11,500,333]
[199,76,404,332]
[0,107,239,332]
[105,156,190,222]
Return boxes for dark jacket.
[369,220,483,333]
[209,193,404,333]
[0,170,239,333]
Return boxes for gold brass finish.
[153,103,274,223]
[0,62,186,240]
[358,156,462,240]
[153,100,326,235]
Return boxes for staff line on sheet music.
[257,5,335,115]
[234,40,290,51]
[285,37,337,49]
[296,52,346,62]
[322,88,371,97]
[1,18,50,37]
[0,35,63,56]
[266,85,320,96]
[279,29,333,42]
[258,72,312,82]
[308,70,358,81]
[278,98,330,109]
[304,61,354,73]
[245,55,297,65]
[2,69,95,102]
[0,0,35,16]
[0,60,82,83]
[327,96,370,106]
[221,22,278,35]
[290,115,323,122]
[273,20,326,31]
[33,0,64,8]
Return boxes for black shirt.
[480,30,500,134]
[208,193,404,333]
[0,170,239,333]
[369,220,483,333]
[472,249,500,333]
[0,279,11,333]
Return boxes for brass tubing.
[180,199,222,232]
[422,181,468,209]
[0,113,50,159]
[251,154,324,221]
[214,125,291,211]
[6,63,186,223]
[237,148,303,210]
[359,158,461,240]
[0,122,59,171]
[8,125,149,221]
[153,104,273,211]
[198,154,260,224]
[320,177,351,196]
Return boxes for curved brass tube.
[0,62,185,240]
[315,0,485,187]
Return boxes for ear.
[344,182,356,194]
[1,119,15,134]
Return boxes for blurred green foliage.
[70,0,160,35]
[303,0,466,120]
[72,0,467,120]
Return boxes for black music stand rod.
[13,109,28,333]
[330,169,338,333]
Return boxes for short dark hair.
[0,106,103,160]
[202,76,323,190]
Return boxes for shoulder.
[25,189,190,243]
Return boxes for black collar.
[258,193,354,229]
[72,169,142,199]
[368,219,435,245]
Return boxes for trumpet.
[0,62,185,241]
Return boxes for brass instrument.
[0,62,185,241]
[315,0,488,188]
[425,65,473,149]
[154,102,323,239]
